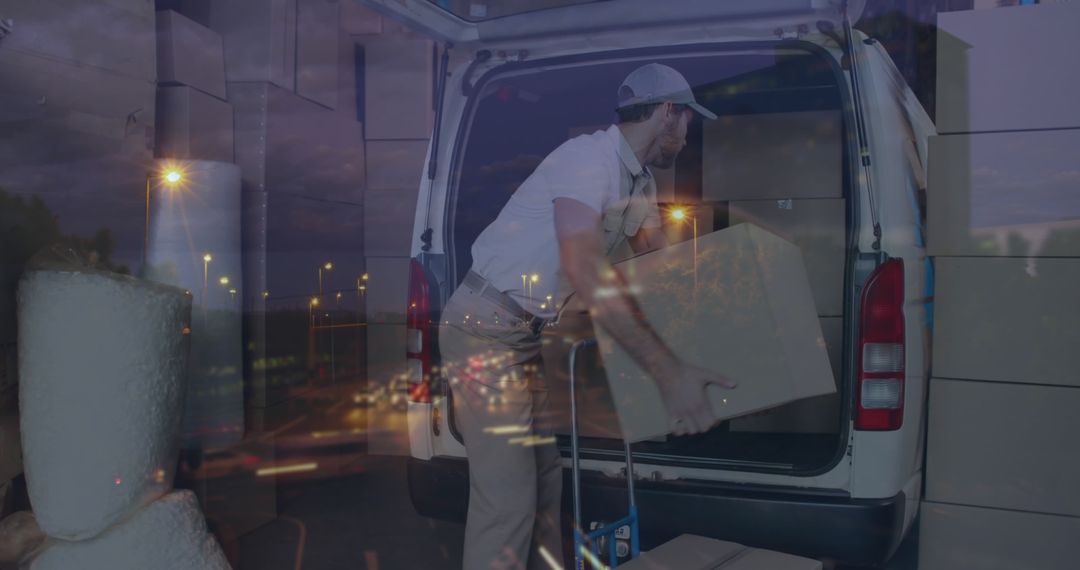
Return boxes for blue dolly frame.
[570,339,640,569]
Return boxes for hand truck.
[569,338,640,569]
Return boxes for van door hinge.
[496,49,529,62]
[420,228,433,252]
[774,25,808,40]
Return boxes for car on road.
[352,385,386,408]
[366,0,935,566]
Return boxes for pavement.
[187,382,918,569]
[218,453,917,570]
[234,457,463,570]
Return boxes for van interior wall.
[449,48,848,471]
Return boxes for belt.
[462,270,550,336]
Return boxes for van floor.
[561,429,840,471]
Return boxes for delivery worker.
[438,63,737,570]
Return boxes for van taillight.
[855,258,905,431]
[406,258,432,404]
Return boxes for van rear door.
[360,0,865,47]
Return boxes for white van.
[367,0,935,565]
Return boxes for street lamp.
[143,166,185,270]
[309,296,320,327]
[318,261,334,296]
[202,253,212,312]
[669,206,698,292]
[529,273,539,304]
[218,276,231,308]
[356,277,366,323]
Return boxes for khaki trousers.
[439,285,564,570]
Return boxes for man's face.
[652,106,692,170]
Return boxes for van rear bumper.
[407,456,907,566]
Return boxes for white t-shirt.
[469,124,661,317]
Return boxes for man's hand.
[0,511,46,565]
[658,363,737,436]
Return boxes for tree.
[0,188,129,275]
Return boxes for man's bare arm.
[629,225,667,254]
[554,198,734,435]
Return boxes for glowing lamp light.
[670,208,687,221]
[324,262,334,270]
[203,253,212,263]
[164,170,183,185]
[219,276,229,286]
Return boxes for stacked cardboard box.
[156,10,227,99]
[155,87,234,162]
[920,4,1080,568]
[297,0,340,109]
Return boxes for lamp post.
[218,276,230,308]
[670,207,698,292]
[356,277,367,324]
[529,274,539,305]
[318,261,334,296]
[201,253,212,314]
[143,167,184,271]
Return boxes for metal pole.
[570,338,596,569]
[143,173,151,272]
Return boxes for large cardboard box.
[927,130,1080,258]
[926,378,1080,517]
[365,140,429,191]
[156,10,227,99]
[728,198,846,316]
[596,224,836,442]
[209,0,298,90]
[0,0,155,80]
[364,187,421,257]
[933,257,1080,388]
[156,86,234,162]
[936,2,1080,134]
[621,534,822,569]
[340,1,383,35]
[703,111,842,201]
[230,82,365,201]
[0,49,155,129]
[363,38,435,140]
[364,257,411,325]
[729,317,841,434]
[918,501,1080,570]
[296,0,339,110]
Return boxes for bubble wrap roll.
[28,490,229,570]
[18,268,192,540]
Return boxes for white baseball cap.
[617,63,717,120]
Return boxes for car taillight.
[856,258,905,431]
[406,258,432,404]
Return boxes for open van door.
[360,0,865,47]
